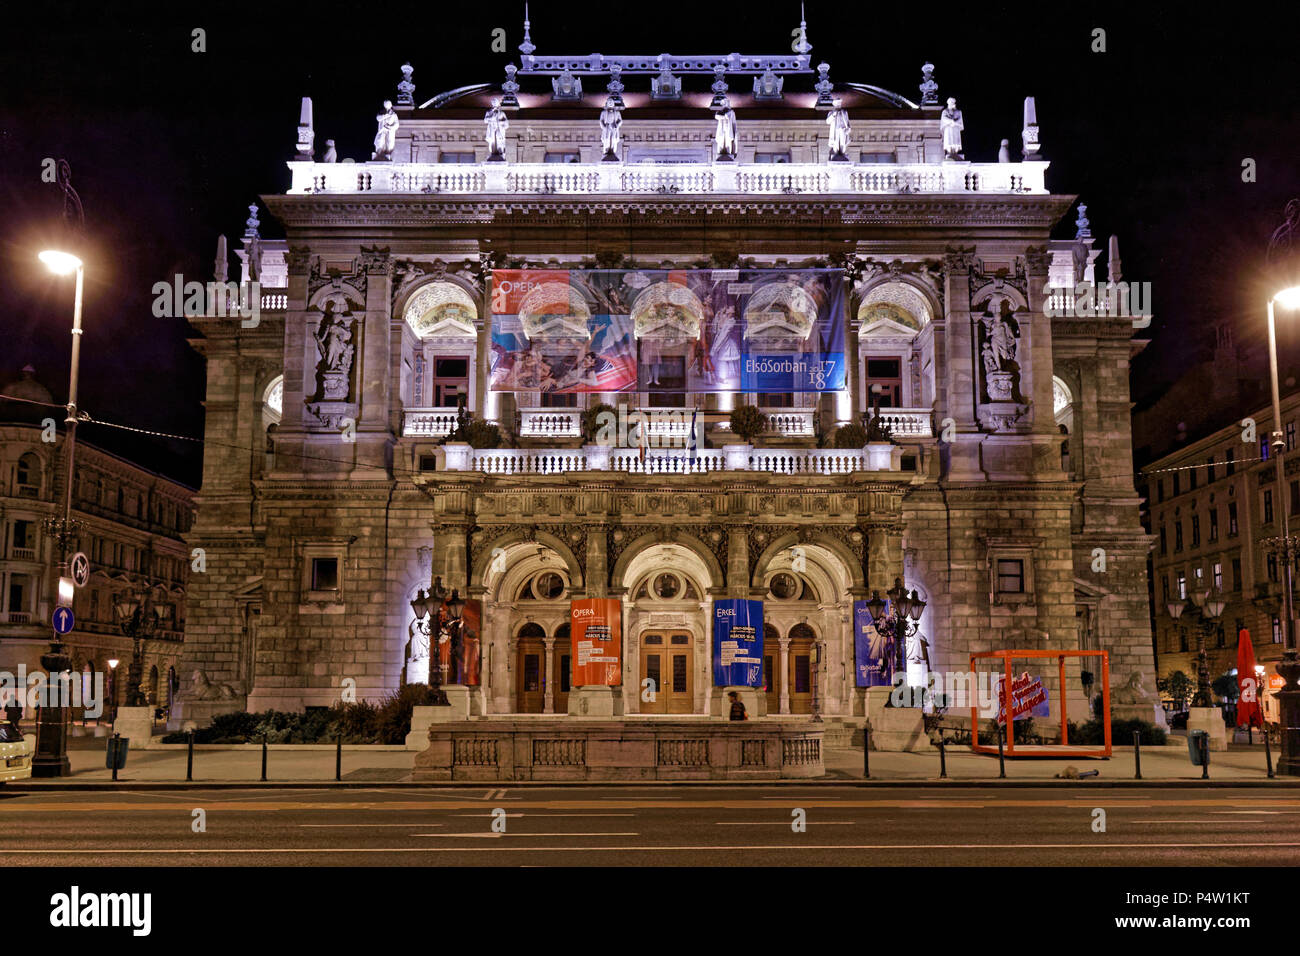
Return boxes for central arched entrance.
[639,629,695,714]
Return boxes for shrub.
[831,423,868,448]
[582,402,617,443]
[1067,718,1167,746]
[728,404,767,444]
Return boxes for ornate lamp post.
[113,586,163,707]
[1263,200,1300,775]
[865,577,928,692]
[409,582,453,705]
[106,659,119,722]
[1167,588,1226,708]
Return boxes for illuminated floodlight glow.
[38,249,83,275]
[1273,286,1300,310]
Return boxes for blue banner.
[713,599,764,687]
[854,600,891,687]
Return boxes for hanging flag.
[688,407,698,463]
[1236,628,1263,727]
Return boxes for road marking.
[715,821,856,825]
[299,823,445,828]
[412,832,639,838]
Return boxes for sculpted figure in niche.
[315,302,355,373]
[940,96,964,160]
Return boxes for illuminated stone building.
[179,19,1154,732]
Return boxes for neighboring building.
[0,367,195,715]
[179,22,1154,726]
[1144,389,1300,723]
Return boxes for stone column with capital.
[778,637,792,714]
[542,636,556,713]
[1023,247,1065,477]
[355,247,394,477]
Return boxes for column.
[779,637,791,714]
[542,636,555,713]
[942,250,982,479]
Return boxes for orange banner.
[571,598,622,686]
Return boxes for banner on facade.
[994,671,1051,724]
[571,598,622,686]
[853,600,892,687]
[713,599,763,687]
[489,269,845,393]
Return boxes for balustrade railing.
[403,408,462,438]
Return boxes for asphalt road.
[2,785,1297,866]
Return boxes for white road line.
[715,821,855,825]
[412,832,639,838]
[451,812,636,818]
[298,823,445,828]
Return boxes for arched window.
[15,452,41,496]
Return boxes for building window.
[1175,522,1183,552]
[311,558,339,592]
[1226,447,1235,475]
[5,574,32,615]
[430,356,470,408]
[1189,468,1197,491]
[754,151,791,163]
[1191,515,1200,547]
[1292,480,1300,516]
[1173,473,1181,496]
[1176,572,1186,599]
[1194,566,1204,587]
[1288,421,1296,452]
[544,150,580,163]
[1232,557,1242,591]
[1209,508,1219,542]
[1157,479,1165,503]
[1261,438,1271,461]
[1161,575,1170,601]
[996,559,1025,594]
[1274,616,1283,644]
[1216,625,1226,649]
[1265,490,1275,525]
[865,357,903,409]
[1179,629,1188,653]
[858,151,895,163]
[1159,525,1167,556]
[1229,501,1239,536]
[1269,554,1279,582]
[1213,562,1223,590]
[439,151,476,163]
[1206,456,1216,482]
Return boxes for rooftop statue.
[599,96,623,161]
[919,62,939,106]
[651,55,680,99]
[826,98,850,162]
[940,96,964,161]
[372,100,399,161]
[552,68,582,100]
[485,99,509,161]
[713,97,737,161]
[322,139,337,163]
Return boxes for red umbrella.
[1236,628,1263,728]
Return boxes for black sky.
[2,0,1299,485]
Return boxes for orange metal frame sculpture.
[969,649,1111,758]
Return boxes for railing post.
[862,724,870,779]
[261,735,268,782]
[1133,730,1141,780]
[336,732,343,782]
[996,722,1006,778]
[1266,723,1276,778]
[186,729,194,782]
[938,738,947,778]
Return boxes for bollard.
[1265,725,1275,779]
[862,725,870,779]
[186,729,194,782]
[996,722,1006,779]
[336,732,343,782]
[261,735,268,782]
[111,733,121,782]
[1133,730,1142,780]
[938,738,947,778]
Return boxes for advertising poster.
[489,269,844,394]
[570,598,622,686]
[459,598,482,687]
[713,599,764,687]
[853,600,891,687]
[994,671,1051,724]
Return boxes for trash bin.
[106,736,129,770]
[1187,730,1209,767]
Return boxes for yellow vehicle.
[0,724,34,782]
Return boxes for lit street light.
[32,248,86,777]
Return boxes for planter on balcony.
[864,442,902,471]
[443,442,473,471]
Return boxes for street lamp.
[1168,590,1225,709]
[106,659,119,723]
[1264,281,1300,775]
[866,577,928,690]
[31,248,86,778]
[113,585,162,707]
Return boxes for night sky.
[3,1,1299,485]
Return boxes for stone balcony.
[438,442,902,475]
[288,160,1048,196]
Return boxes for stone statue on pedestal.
[371,100,399,161]
[714,97,737,161]
[940,97,964,161]
[826,99,850,161]
[485,99,509,161]
[314,302,356,401]
[599,96,623,160]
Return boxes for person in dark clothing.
[727,690,747,721]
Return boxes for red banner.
[1237,628,1263,727]
[571,598,622,686]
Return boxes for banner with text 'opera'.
[570,598,623,686]
[713,599,764,687]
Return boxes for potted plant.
[728,403,767,444]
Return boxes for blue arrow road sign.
[52,607,75,635]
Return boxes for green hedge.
[1068,718,1167,746]
[161,684,438,745]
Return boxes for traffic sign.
[52,607,75,635]
[70,552,90,588]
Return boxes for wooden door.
[552,627,571,714]
[762,624,781,714]
[788,630,813,714]
[516,636,545,713]
[640,632,694,714]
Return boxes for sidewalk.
[3,737,1290,787]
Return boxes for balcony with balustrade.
[288,160,1047,197]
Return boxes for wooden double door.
[515,625,571,713]
[639,631,694,714]
[760,628,814,714]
